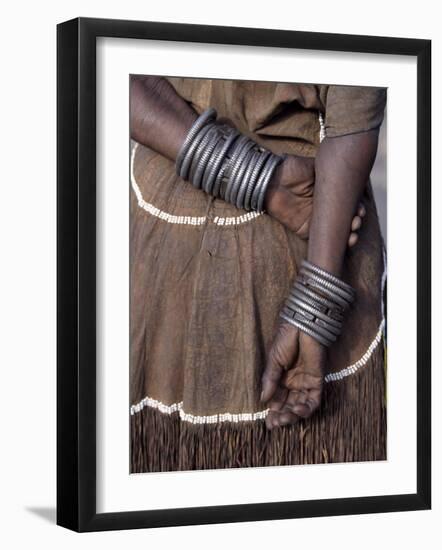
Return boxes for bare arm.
[308,130,379,275]
[130,76,197,161]
[261,130,380,427]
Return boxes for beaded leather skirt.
[130,78,387,472]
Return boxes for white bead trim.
[131,396,182,415]
[131,143,263,226]
[131,242,387,423]
[130,317,384,423]
[323,319,385,382]
[130,396,269,424]
[213,211,261,225]
[319,111,326,142]
[325,252,387,383]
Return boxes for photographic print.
[57,18,430,531]
[129,76,387,473]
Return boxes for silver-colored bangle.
[251,154,276,212]
[224,137,254,203]
[192,127,224,189]
[243,150,271,211]
[180,122,216,180]
[229,146,257,207]
[176,107,283,213]
[284,306,338,342]
[300,273,352,309]
[293,281,344,318]
[286,294,342,330]
[300,268,355,303]
[302,259,355,296]
[176,108,217,176]
[188,125,219,185]
[235,149,261,209]
[280,260,355,347]
[257,154,282,213]
[280,311,332,347]
[202,127,236,194]
[209,130,240,197]
[210,140,236,197]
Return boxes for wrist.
[264,155,315,233]
[176,109,283,211]
[264,156,293,214]
[280,259,355,348]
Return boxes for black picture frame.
[57,17,431,532]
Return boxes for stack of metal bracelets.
[175,108,283,212]
[280,260,355,347]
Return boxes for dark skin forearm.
[308,130,379,276]
[261,128,381,427]
[131,76,197,161]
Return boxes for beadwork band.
[176,108,283,213]
[280,260,355,347]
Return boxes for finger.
[261,361,283,403]
[265,386,289,429]
[283,389,310,419]
[278,408,299,426]
[307,388,322,414]
[351,215,362,232]
[358,203,366,218]
[293,403,312,418]
[348,232,359,248]
[261,325,299,402]
[268,411,298,428]
[266,410,282,430]
[286,385,321,418]
[268,386,288,413]
[285,389,306,407]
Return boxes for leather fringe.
[131,344,386,473]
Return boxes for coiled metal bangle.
[302,259,355,297]
[280,312,332,347]
[300,268,355,303]
[189,125,220,185]
[228,145,256,206]
[293,281,344,318]
[223,136,252,202]
[283,306,338,342]
[176,108,282,212]
[235,150,261,209]
[210,131,240,197]
[300,274,350,310]
[176,108,216,176]
[180,122,216,180]
[243,150,271,211]
[286,294,342,330]
[257,155,283,213]
[280,260,355,347]
[202,127,238,195]
[251,154,280,212]
[192,127,224,189]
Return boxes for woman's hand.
[261,323,325,429]
[265,155,366,245]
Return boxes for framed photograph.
[57,17,431,532]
